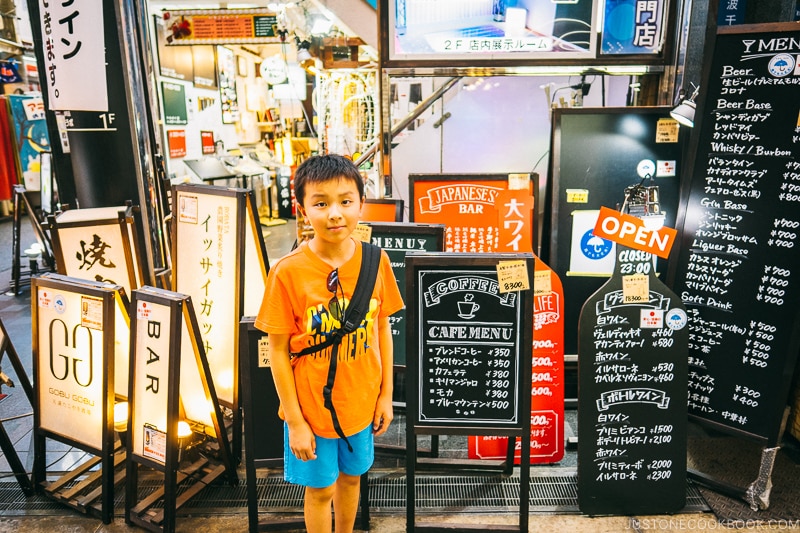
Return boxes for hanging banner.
[38,0,108,111]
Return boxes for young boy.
[255,154,403,533]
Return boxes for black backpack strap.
[342,242,381,333]
[292,242,381,357]
[294,242,382,451]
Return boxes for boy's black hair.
[294,154,365,207]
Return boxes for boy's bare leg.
[305,485,334,533]
[333,472,361,533]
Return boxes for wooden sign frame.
[0,317,35,495]
[9,184,55,294]
[49,203,151,297]
[405,252,533,532]
[171,183,270,461]
[125,286,237,533]
[31,274,129,524]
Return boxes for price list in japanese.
[408,258,533,429]
[578,247,688,515]
[670,23,800,442]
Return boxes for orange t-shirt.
[254,240,404,438]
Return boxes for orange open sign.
[592,206,677,259]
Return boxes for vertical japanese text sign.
[129,287,223,466]
[38,0,108,111]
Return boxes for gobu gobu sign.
[34,276,121,450]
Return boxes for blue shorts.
[284,423,374,488]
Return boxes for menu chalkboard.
[406,253,534,429]
[544,107,686,357]
[364,222,445,366]
[578,246,688,515]
[669,22,800,444]
[405,253,534,532]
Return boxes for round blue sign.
[580,229,613,260]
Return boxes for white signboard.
[37,285,105,449]
[132,298,170,463]
[243,200,267,315]
[38,0,108,111]
[568,210,616,276]
[175,190,238,405]
[54,207,139,295]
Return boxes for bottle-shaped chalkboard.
[577,244,688,515]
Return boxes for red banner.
[469,256,565,464]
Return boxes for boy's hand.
[373,394,394,436]
[288,420,317,461]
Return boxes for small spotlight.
[670,85,700,127]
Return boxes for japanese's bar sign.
[38,0,108,111]
[592,206,676,259]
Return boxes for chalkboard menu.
[364,222,445,366]
[544,107,686,357]
[669,22,800,444]
[405,253,534,532]
[406,253,534,429]
[578,246,688,515]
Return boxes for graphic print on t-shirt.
[303,297,378,361]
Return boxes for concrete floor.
[1,211,799,532]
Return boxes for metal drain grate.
[0,474,709,517]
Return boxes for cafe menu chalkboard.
[406,253,534,430]
[578,246,688,515]
[364,223,445,367]
[669,22,800,443]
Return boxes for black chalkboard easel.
[543,107,686,360]
[578,245,688,515]
[363,223,446,458]
[668,20,800,510]
[405,253,534,532]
